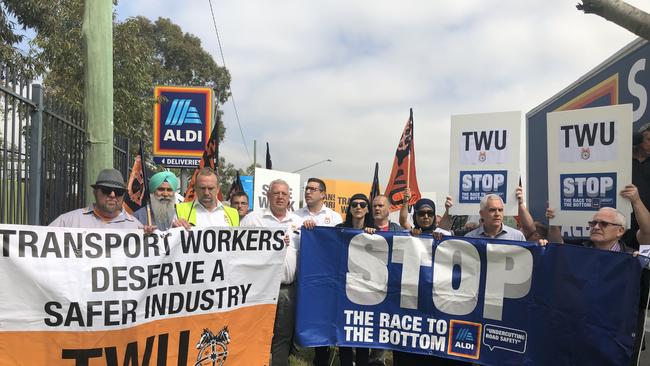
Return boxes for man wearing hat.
[134,171,178,231]
[49,169,140,228]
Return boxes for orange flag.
[384,108,421,212]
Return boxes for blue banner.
[459,170,507,204]
[296,227,647,365]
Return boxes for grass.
[288,346,393,366]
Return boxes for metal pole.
[181,169,189,195]
[28,84,44,225]
[253,139,257,169]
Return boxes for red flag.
[123,141,149,214]
[184,121,224,202]
[384,108,421,212]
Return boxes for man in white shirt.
[296,178,342,365]
[297,178,342,228]
[240,179,303,366]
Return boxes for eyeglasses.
[97,186,125,196]
[417,210,434,218]
[350,201,367,209]
[588,220,622,229]
[305,187,321,192]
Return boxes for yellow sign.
[323,179,373,221]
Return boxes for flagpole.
[405,109,413,204]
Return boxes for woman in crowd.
[335,193,374,366]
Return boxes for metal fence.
[0,64,130,225]
[0,65,32,225]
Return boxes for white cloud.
[117,0,646,200]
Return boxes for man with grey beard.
[134,171,178,232]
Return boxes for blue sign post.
[153,86,213,168]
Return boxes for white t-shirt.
[295,205,343,227]
[240,208,304,284]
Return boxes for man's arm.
[399,188,413,230]
[545,208,564,243]
[620,184,650,245]
[516,186,536,239]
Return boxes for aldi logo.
[447,320,482,360]
[164,99,203,126]
[153,86,213,168]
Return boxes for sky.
[117,0,646,204]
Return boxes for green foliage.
[1,0,247,196]
[1,0,231,150]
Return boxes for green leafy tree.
[1,1,231,147]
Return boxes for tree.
[577,0,650,40]
[1,1,231,147]
[1,1,250,197]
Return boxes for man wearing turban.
[134,171,178,231]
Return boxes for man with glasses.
[240,179,303,366]
[230,191,250,220]
[174,167,239,228]
[49,169,140,229]
[464,194,526,240]
[296,178,342,366]
[547,184,650,251]
[298,178,342,230]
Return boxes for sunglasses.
[97,186,126,196]
[587,220,622,229]
[417,210,435,218]
[350,201,368,209]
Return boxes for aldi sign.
[153,86,213,168]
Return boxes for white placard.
[547,104,632,228]
[253,168,301,212]
[449,111,522,216]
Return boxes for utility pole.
[82,0,113,203]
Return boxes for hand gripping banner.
[295,227,649,365]
[0,225,287,365]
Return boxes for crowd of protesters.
[49,123,650,366]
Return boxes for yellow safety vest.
[175,201,239,226]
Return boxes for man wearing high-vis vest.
[174,167,239,228]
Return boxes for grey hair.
[599,207,626,227]
[479,194,503,210]
[268,179,289,191]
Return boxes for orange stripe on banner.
[556,74,618,111]
[0,304,276,366]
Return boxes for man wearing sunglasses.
[547,184,650,251]
[49,169,140,228]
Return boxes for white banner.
[253,168,301,212]
[547,104,633,228]
[449,111,522,216]
[0,224,286,365]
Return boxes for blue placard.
[295,227,647,365]
[153,86,212,168]
[241,175,254,210]
[560,172,617,211]
[459,170,508,203]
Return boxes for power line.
[208,0,253,165]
